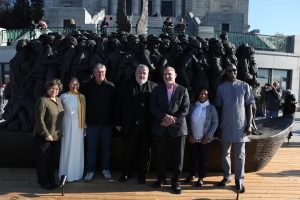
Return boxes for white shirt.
[190,100,210,141]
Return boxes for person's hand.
[45,135,53,141]
[201,136,209,144]
[83,128,87,137]
[116,126,122,132]
[245,125,252,135]
[188,135,196,144]
[161,115,176,127]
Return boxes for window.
[161,1,173,16]
[257,69,270,86]
[126,0,132,15]
[0,63,9,83]
[272,69,290,90]
[257,68,291,90]
[148,0,152,16]
[222,23,229,32]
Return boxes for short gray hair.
[93,63,106,72]
[164,66,176,73]
[136,64,149,72]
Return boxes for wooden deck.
[0,143,300,200]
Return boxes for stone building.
[44,0,249,32]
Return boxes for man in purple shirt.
[150,66,190,194]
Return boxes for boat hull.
[0,115,294,172]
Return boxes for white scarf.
[191,100,210,140]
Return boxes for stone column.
[133,0,140,15]
[153,0,161,16]
[175,0,182,17]
[111,0,118,15]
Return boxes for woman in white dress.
[59,77,86,182]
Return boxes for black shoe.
[152,179,166,188]
[171,182,182,194]
[184,176,195,183]
[119,174,129,182]
[217,178,231,186]
[51,183,59,188]
[195,179,204,187]
[41,183,55,190]
[137,176,146,184]
[235,180,245,193]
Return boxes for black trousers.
[187,142,209,179]
[33,134,59,186]
[122,123,152,177]
[153,133,186,184]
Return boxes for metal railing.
[214,31,291,53]
[2,27,77,44]
[97,26,198,36]
[1,27,292,53]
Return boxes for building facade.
[44,0,249,32]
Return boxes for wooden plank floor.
[0,143,300,200]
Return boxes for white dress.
[59,93,84,182]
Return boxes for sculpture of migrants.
[0,30,293,174]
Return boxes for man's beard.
[136,78,147,85]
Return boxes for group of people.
[33,61,253,195]
[30,19,48,29]
[162,17,186,35]
[255,81,297,119]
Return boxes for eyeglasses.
[70,83,79,86]
[226,69,237,73]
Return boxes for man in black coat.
[81,63,117,181]
[150,66,190,194]
[116,64,157,184]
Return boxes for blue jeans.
[86,126,111,172]
[221,142,245,181]
[266,110,279,119]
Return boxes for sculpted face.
[163,67,177,86]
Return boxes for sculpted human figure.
[147,35,167,82]
[90,37,110,70]
[190,37,210,95]
[104,38,128,85]
[207,38,225,93]
[236,43,258,87]
[38,34,59,82]
[29,39,49,99]
[8,39,30,102]
[72,39,96,82]
[159,34,181,68]
[222,41,238,66]
[126,34,155,80]
[59,36,77,87]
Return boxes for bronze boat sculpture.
[0,115,294,172]
[207,114,294,172]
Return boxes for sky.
[248,0,300,36]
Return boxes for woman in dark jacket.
[185,87,218,186]
[33,79,64,190]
